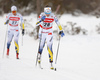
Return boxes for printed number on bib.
[44,22,50,27]
[12,21,17,25]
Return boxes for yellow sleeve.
[4,22,6,25]
[58,25,62,31]
[36,21,40,25]
[22,23,25,29]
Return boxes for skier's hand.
[22,29,25,36]
[4,20,9,25]
[36,16,46,26]
[41,16,46,21]
[59,31,65,37]
[4,22,8,25]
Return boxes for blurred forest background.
[0,0,100,16]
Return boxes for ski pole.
[35,18,44,66]
[35,37,41,66]
[2,25,8,58]
[36,52,38,66]
[22,28,24,46]
[55,36,61,64]
[35,40,39,66]
[22,35,23,46]
[35,30,43,66]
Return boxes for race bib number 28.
[43,22,50,27]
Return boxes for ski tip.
[16,58,19,59]
[41,68,43,69]
[17,58,19,59]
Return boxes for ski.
[39,63,57,71]
[39,64,43,69]
[37,63,57,71]
[37,60,43,69]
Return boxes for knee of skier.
[14,38,18,44]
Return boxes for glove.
[4,20,9,25]
[22,29,25,35]
[36,16,46,26]
[4,22,8,25]
[36,16,46,25]
[59,31,65,37]
[41,16,46,21]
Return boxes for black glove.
[4,20,9,25]
[22,29,25,35]
[59,31,65,37]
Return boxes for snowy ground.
[0,14,100,80]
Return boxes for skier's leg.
[47,33,54,69]
[38,33,46,62]
[47,33,53,63]
[38,33,46,54]
[14,30,19,59]
[7,30,13,56]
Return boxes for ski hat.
[11,6,17,11]
[44,7,51,14]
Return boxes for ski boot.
[16,53,19,59]
[37,53,43,69]
[6,49,9,56]
[50,63,54,70]
[38,53,41,64]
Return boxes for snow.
[0,14,100,80]
[60,14,100,35]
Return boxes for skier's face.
[12,11,17,15]
[46,14,50,17]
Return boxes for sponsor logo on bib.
[9,17,20,21]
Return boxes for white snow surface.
[0,14,100,80]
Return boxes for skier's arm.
[54,16,62,30]
[36,13,46,39]
[36,13,46,26]
[4,14,10,25]
[20,15,24,29]
[54,16,65,37]
[37,15,43,39]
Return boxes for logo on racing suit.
[44,18,54,23]
[9,17,20,21]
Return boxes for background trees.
[0,0,100,15]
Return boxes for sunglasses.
[12,11,16,14]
